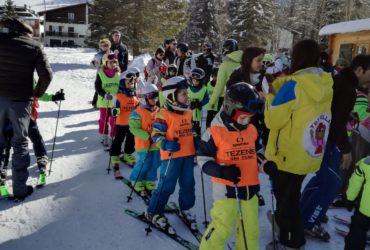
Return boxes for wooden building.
[319,18,370,65]
[38,3,89,47]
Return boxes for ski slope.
[0,47,358,250]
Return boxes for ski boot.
[121,153,136,167]
[179,209,198,230]
[145,212,176,235]
[144,181,156,196]
[305,224,330,242]
[111,157,123,180]
[37,156,48,186]
[132,181,147,197]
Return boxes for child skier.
[345,156,370,250]
[146,76,196,234]
[159,64,178,107]
[197,82,277,250]
[110,70,139,178]
[188,68,209,137]
[206,66,219,128]
[129,80,160,196]
[95,53,120,148]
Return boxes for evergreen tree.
[181,0,219,52]
[4,0,16,18]
[87,0,187,56]
[228,0,274,48]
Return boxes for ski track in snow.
[0,48,362,250]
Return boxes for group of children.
[93,44,370,250]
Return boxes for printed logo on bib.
[224,136,254,161]
[175,118,193,138]
[122,99,137,112]
[303,113,331,158]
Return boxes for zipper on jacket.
[275,129,281,156]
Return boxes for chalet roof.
[319,18,370,36]
[38,2,88,15]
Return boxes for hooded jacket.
[0,18,52,100]
[264,67,333,175]
[209,50,243,107]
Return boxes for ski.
[120,176,176,213]
[169,202,203,243]
[125,209,199,250]
[333,215,350,226]
[335,227,370,245]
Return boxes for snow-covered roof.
[319,18,370,36]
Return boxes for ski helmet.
[222,39,238,55]
[136,80,159,106]
[128,67,141,78]
[176,42,189,53]
[166,64,178,76]
[223,82,264,121]
[162,76,189,111]
[119,69,136,90]
[103,52,118,66]
[191,68,205,81]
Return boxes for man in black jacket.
[110,30,128,72]
[196,43,215,83]
[300,55,370,240]
[163,38,177,65]
[0,17,52,200]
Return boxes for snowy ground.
[0,48,358,250]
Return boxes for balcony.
[45,31,79,38]
[45,17,85,24]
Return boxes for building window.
[356,44,368,56]
[68,27,75,37]
[68,12,75,21]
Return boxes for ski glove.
[263,161,278,179]
[161,139,180,153]
[104,93,113,100]
[52,91,65,101]
[220,164,241,184]
[190,100,201,109]
[111,108,120,117]
[344,197,356,212]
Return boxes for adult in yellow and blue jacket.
[300,54,370,241]
[345,156,370,250]
[264,39,333,250]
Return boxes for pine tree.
[87,0,187,56]
[228,0,274,48]
[181,0,219,52]
[4,0,16,18]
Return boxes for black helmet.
[223,82,264,119]
[222,39,238,55]
[176,42,189,53]
[191,68,205,80]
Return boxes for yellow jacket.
[264,67,333,175]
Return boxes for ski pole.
[234,182,248,250]
[105,110,113,174]
[145,138,178,235]
[270,180,277,250]
[200,170,209,227]
[127,149,150,202]
[48,89,63,176]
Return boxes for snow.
[0,47,354,250]
[319,18,370,36]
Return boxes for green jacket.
[188,85,208,122]
[209,50,243,107]
[206,81,218,111]
[347,156,370,217]
[354,90,369,121]
[96,70,120,108]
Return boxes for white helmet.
[127,67,141,78]
[162,76,189,111]
[136,80,158,106]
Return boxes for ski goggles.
[125,73,136,80]
[244,99,264,114]
[191,72,203,80]
[138,92,159,99]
